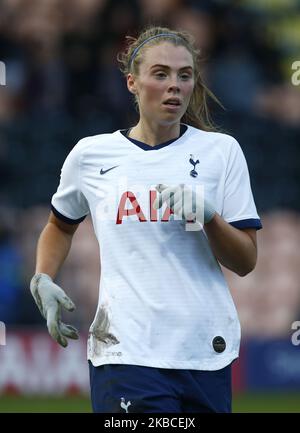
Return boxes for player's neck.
[128,121,181,147]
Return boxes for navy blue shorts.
[89,362,232,413]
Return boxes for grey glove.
[154,184,216,224]
[30,273,79,347]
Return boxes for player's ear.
[127,73,137,95]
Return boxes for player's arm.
[30,211,80,347]
[154,184,258,277]
[203,214,257,276]
[35,211,79,278]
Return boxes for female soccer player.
[30,26,262,413]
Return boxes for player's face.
[128,42,195,126]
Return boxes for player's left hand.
[153,184,216,224]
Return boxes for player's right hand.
[30,273,79,347]
[154,183,216,224]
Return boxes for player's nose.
[167,76,180,93]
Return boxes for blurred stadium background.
[1,0,300,413]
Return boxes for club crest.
[189,154,199,178]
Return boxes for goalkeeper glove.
[30,273,79,347]
[153,183,216,224]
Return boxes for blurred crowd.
[1,0,300,207]
[0,0,300,336]
[0,0,300,208]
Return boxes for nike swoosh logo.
[100,166,119,175]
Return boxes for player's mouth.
[162,98,182,111]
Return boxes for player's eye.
[155,71,167,79]
[180,73,192,80]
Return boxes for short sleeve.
[51,142,89,224]
[222,138,262,230]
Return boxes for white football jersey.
[51,125,261,370]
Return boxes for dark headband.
[128,33,183,69]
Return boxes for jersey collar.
[119,124,188,151]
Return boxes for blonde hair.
[118,26,222,131]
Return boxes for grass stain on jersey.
[89,306,119,356]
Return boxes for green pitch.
[0,395,92,413]
[233,392,300,413]
[0,392,300,413]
